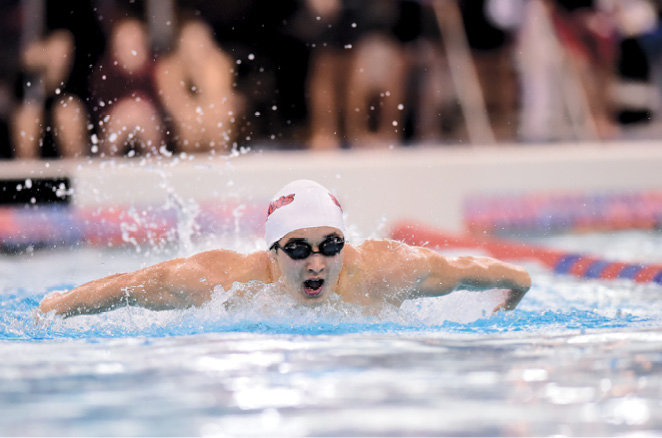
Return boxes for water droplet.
[344,44,352,49]
[392,121,398,126]
[248,53,255,60]
[398,104,404,110]
[131,50,137,56]
[55,88,61,95]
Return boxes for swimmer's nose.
[306,254,326,274]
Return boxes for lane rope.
[390,221,662,284]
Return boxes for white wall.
[2,141,662,235]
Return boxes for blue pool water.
[1,231,662,436]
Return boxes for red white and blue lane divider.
[464,191,662,236]
[0,202,265,251]
[390,221,662,285]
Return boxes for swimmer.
[38,180,531,317]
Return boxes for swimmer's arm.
[37,260,207,317]
[38,250,270,317]
[413,249,532,310]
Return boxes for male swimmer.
[38,180,531,317]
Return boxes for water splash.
[3,267,659,342]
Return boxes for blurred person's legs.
[100,98,164,156]
[569,51,619,140]
[201,101,239,153]
[11,102,42,159]
[518,61,564,142]
[473,47,518,142]
[344,33,406,147]
[308,48,346,149]
[155,18,240,154]
[516,0,566,142]
[411,40,463,143]
[52,95,88,158]
[171,102,236,154]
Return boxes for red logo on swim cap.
[329,193,343,212]
[267,194,295,217]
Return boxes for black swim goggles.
[271,236,345,260]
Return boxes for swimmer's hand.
[38,289,68,315]
[492,286,529,313]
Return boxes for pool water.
[1,231,661,436]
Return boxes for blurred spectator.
[189,0,308,148]
[9,0,104,159]
[344,32,407,147]
[460,0,519,142]
[0,82,12,159]
[612,0,659,128]
[11,30,90,159]
[155,18,242,154]
[0,1,21,159]
[303,0,406,149]
[89,17,167,157]
[554,0,620,139]
[516,0,619,142]
[392,1,463,144]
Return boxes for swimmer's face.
[272,227,344,302]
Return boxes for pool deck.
[1,141,662,235]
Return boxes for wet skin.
[271,227,345,301]
[38,226,532,317]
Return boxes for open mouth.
[303,278,325,297]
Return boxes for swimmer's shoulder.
[346,239,424,269]
[348,239,431,273]
[352,239,419,257]
[187,249,272,282]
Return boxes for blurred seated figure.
[408,39,463,143]
[516,0,619,142]
[155,19,241,154]
[89,17,166,157]
[11,30,89,159]
[306,0,406,149]
[344,33,406,147]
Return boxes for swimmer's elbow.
[132,287,202,310]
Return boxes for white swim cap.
[265,180,345,248]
